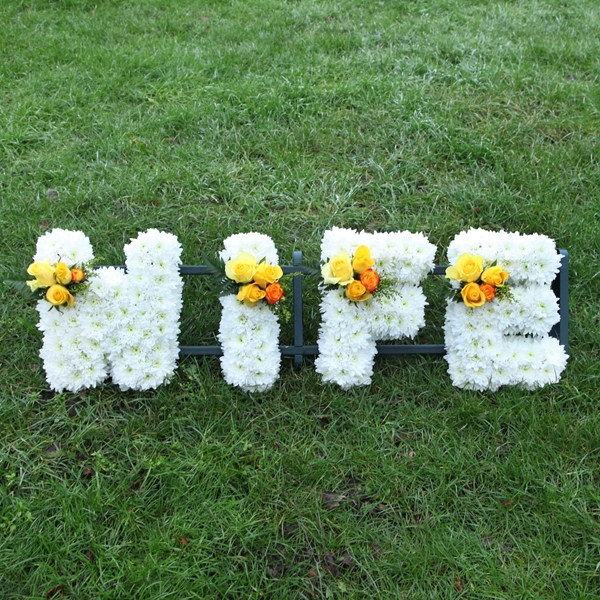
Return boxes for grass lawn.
[1,0,600,597]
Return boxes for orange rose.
[360,268,380,292]
[345,280,372,302]
[71,268,85,283]
[479,283,496,302]
[461,282,486,308]
[265,282,284,305]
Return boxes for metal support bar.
[551,249,569,353]
[178,251,569,363]
[292,250,304,368]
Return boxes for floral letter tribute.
[108,229,184,391]
[443,228,568,391]
[315,227,436,389]
[32,228,183,392]
[217,233,283,393]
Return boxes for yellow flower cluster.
[321,245,379,302]
[445,253,509,308]
[225,252,284,307]
[27,261,86,307]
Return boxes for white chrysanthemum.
[321,227,363,264]
[316,228,436,389]
[217,235,282,393]
[124,229,183,275]
[447,228,562,286]
[444,230,568,391]
[34,235,129,392]
[34,228,95,267]
[220,232,279,265]
[33,230,183,393]
[90,266,125,297]
[315,290,376,390]
[109,230,183,391]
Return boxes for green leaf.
[203,253,240,297]
[202,253,226,277]
[3,279,35,298]
[217,280,240,297]
[299,264,323,279]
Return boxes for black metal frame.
[179,250,569,365]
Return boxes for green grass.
[1,0,600,597]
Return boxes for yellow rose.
[26,261,56,290]
[322,252,354,286]
[253,262,283,289]
[352,245,375,274]
[46,284,75,307]
[445,253,484,283]
[55,262,72,285]
[237,283,266,306]
[461,282,486,308]
[481,265,509,287]
[225,251,257,283]
[345,280,372,302]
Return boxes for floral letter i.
[443,228,568,391]
[217,233,284,392]
[315,227,436,389]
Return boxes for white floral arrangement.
[33,228,96,267]
[217,233,283,393]
[315,227,436,389]
[33,228,183,392]
[34,229,111,392]
[444,228,568,391]
[108,229,183,391]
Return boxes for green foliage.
[1,0,600,597]
[3,278,33,298]
[202,252,239,298]
[372,277,399,299]
[495,285,513,303]
[296,262,322,279]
